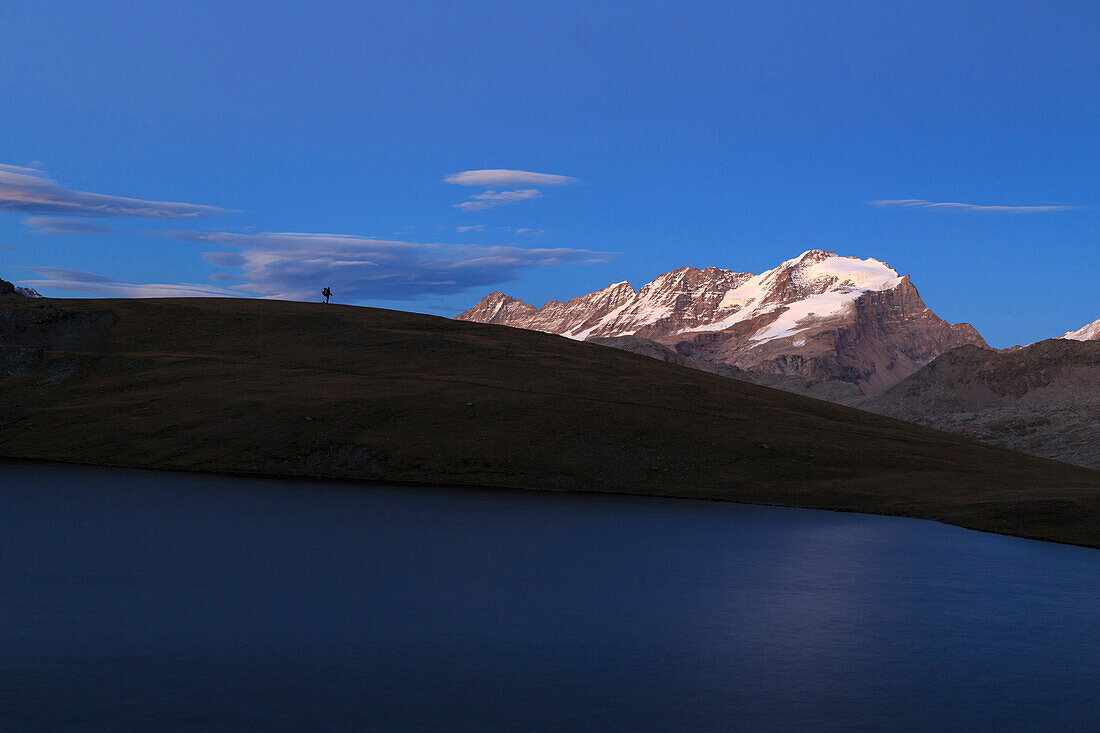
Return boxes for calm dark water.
[2,461,1098,732]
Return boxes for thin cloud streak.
[160,230,612,300]
[869,199,1079,213]
[456,225,545,235]
[445,169,580,187]
[20,266,244,298]
[455,189,542,211]
[24,216,116,234]
[0,163,232,219]
[24,266,119,283]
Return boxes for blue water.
[2,461,1098,732]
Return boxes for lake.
[2,461,1098,731]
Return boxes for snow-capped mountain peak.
[699,252,904,340]
[1060,317,1100,342]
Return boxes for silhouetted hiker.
[322,287,332,304]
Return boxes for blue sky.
[1,1,1096,347]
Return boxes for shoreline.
[5,454,1097,551]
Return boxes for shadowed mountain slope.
[860,339,1100,469]
[588,335,863,403]
[1,297,1098,546]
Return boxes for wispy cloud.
[455,189,542,212]
[159,230,612,300]
[23,216,116,234]
[869,199,1079,213]
[446,169,578,213]
[0,163,231,219]
[456,225,545,235]
[19,266,243,298]
[444,169,580,187]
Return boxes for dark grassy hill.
[2,296,1098,546]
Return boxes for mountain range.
[459,250,987,395]
[459,251,1098,467]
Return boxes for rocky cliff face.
[458,250,987,395]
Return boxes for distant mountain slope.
[860,339,1100,469]
[0,276,41,298]
[459,250,986,395]
[1,297,1098,546]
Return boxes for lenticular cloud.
[444,169,580,187]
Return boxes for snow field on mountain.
[1061,317,1100,342]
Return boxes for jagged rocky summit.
[458,250,987,395]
